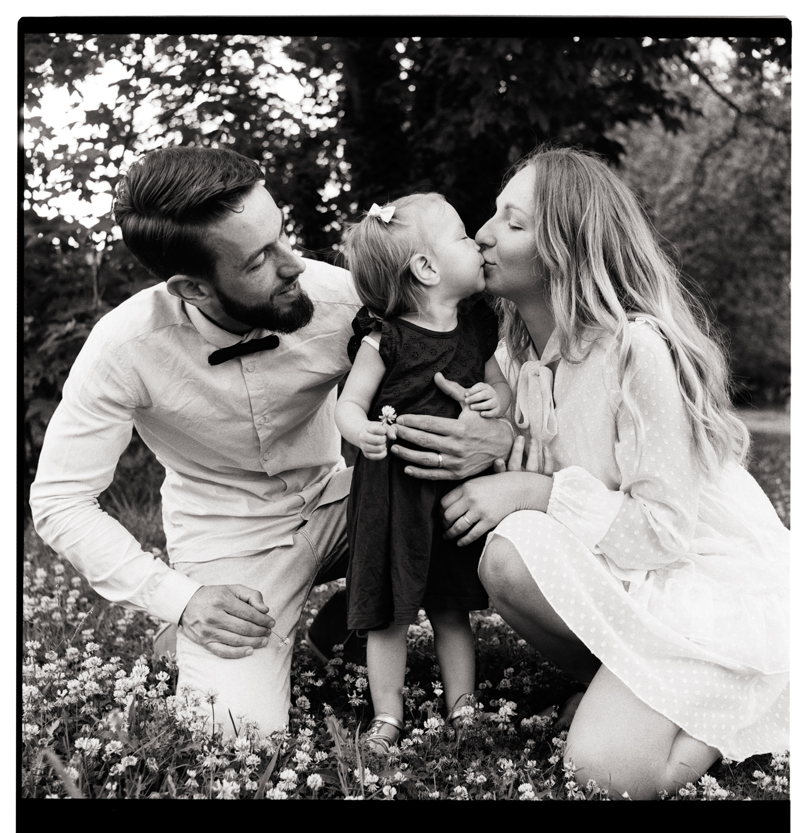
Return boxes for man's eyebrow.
[242,214,286,268]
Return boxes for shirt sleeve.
[547,322,700,570]
[29,332,201,624]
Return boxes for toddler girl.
[336,194,511,753]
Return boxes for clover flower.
[74,737,102,757]
[22,723,40,741]
[772,775,789,793]
[104,740,124,758]
[424,716,444,734]
[380,405,397,425]
[213,779,241,799]
[771,751,789,771]
[279,768,298,790]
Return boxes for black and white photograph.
[20,17,791,801]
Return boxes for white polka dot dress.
[490,319,789,761]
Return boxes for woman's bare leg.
[480,534,719,799]
[566,665,721,799]
[478,534,600,684]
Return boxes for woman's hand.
[440,467,554,547]
[390,373,514,479]
[492,435,555,475]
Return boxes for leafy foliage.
[611,38,790,405]
[22,33,791,500]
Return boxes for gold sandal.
[363,713,403,754]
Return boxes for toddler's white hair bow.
[368,203,396,223]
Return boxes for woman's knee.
[478,534,528,601]
[565,738,648,799]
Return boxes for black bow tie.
[208,334,280,366]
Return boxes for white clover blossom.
[213,779,241,799]
[22,723,40,741]
[104,740,124,757]
[380,405,397,425]
[306,773,324,791]
[74,737,102,756]
[424,716,444,733]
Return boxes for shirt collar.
[183,301,266,349]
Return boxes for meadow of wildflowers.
[20,429,790,801]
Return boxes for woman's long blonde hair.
[497,146,749,476]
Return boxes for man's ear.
[408,253,439,287]
[166,274,216,306]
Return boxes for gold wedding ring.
[437,453,443,468]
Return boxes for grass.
[20,430,789,800]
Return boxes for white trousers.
[172,493,348,738]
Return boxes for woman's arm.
[548,324,700,570]
[440,435,553,546]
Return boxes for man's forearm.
[30,391,200,624]
[31,484,200,623]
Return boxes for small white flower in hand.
[272,629,291,648]
[380,405,397,426]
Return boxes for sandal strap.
[367,713,404,732]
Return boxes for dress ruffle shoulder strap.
[347,306,382,364]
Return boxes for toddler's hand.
[465,382,501,417]
[358,421,395,460]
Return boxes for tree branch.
[682,55,789,135]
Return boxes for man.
[30,146,512,737]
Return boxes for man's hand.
[390,372,514,480]
[179,584,276,659]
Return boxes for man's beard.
[215,284,315,334]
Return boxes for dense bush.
[22,32,791,501]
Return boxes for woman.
[435,146,789,799]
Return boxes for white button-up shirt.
[30,259,361,624]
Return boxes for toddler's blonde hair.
[341,193,446,318]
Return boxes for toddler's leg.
[367,623,409,721]
[426,609,475,713]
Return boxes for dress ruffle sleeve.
[347,306,381,364]
[547,320,701,573]
[547,466,625,551]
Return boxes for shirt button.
[262,453,268,461]
[245,364,255,373]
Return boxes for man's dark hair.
[113,147,265,282]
